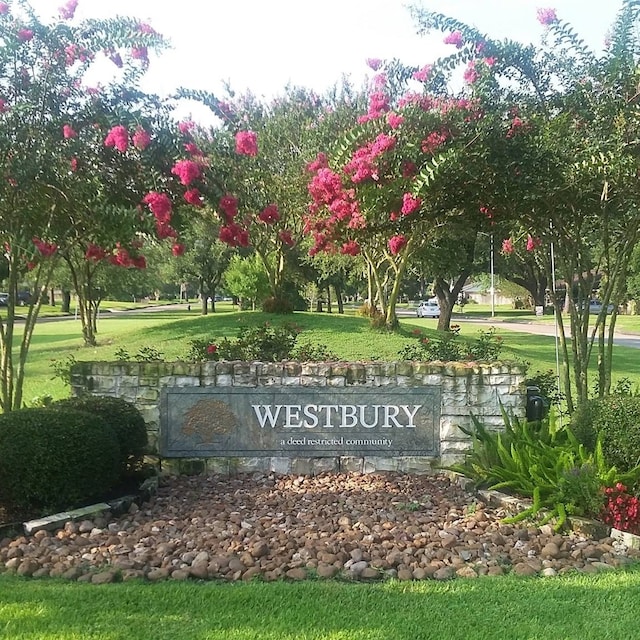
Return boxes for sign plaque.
[160,386,441,458]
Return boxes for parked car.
[0,291,32,307]
[583,300,615,314]
[416,299,440,318]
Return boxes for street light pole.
[490,234,495,318]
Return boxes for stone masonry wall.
[70,360,526,474]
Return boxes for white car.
[416,299,440,318]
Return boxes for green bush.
[261,296,294,314]
[52,396,148,478]
[0,407,120,512]
[571,396,640,473]
[449,410,640,529]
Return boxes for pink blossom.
[59,0,78,20]
[131,47,148,63]
[366,58,382,71]
[104,125,129,152]
[506,116,528,138]
[502,238,514,254]
[171,243,186,257]
[0,99,8,113]
[484,57,497,67]
[401,193,421,216]
[368,91,389,115]
[306,152,328,173]
[219,223,249,247]
[308,168,343,205]
[171,159,201,186]
[463,61,479,84]
[178,120,195,135]
[184,142,203,156]
[388,235,408,255]
[480,206,493,220]
[387,112,404,129]
[412,65,432,82]
[18,29,34,42]
[184,188,203,207]
[85,244,107,262]
[443,31,464,48]
[372,73,387,89]
[235,130,258,156]
[32,237,58,257]
[279,230,294,247]
[219,194,238,222]
[341,240,360,256]
[132,127,151,150]
[63,124,77,139]
[536,8,558,25]
[421,130,449,154]
[258,204,280,224]
[132,255,147,269]
[143,191,172,223]
[0,3,9,15]
[207,344,217,354]
[70,157,78,172]
[155,221,176,240]
[138,22,156,34]
[526,234,542,251]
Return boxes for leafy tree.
[223,254,269,310]
[0,1,176,409]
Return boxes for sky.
[28,0,621,123]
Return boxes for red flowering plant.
[601,483,640,536]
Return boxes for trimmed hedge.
[52,396,148,477]
[0,407,120,512]
[572,396,640,472]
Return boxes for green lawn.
[1,569,639,640]
[19,306,640,403]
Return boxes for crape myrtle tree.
[0,0,184,409]
[172,86,331,312]
[410,1,640,409]
[304,56,516,330]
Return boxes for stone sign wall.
[70,360,526,474]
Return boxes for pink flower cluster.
[602,484,640,535]
[463,61,479,85]
[109,244,146,269]
[172,243,185,257]
[59,0,78,20]
[0,3,9,15]
[357,91,390,124]
[306,152,328,174]
[171,159,202,186]
[506,116,529,138]
[279,230,295,247]
[131,47,148,63]
[401,193,421,216]
[344,133,397,183]
[341,240,360,256]
[33,237,58,257]
[104,125,129,152]
[18,29,34,42]
[235,130,258,156]
[258,204,280,224]
[85,243,107,262]
[184,188,203,207]
[412,65,432,82]
[63,124,77,139]
[443,31,464,48]
[0,98,8,113]
[502,238,514,254]
[219,223,249,247]
[526,234,542,251]
[219,194,238,223]
[421,130,449,155]
[132,127,151,150]
[536,7,558,26]
[388,234,407,255]
[143,191,176,240]
[366,58,382,71]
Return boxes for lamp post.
[490,234,495,318]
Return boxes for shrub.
[571,395,640,473]
[291,341,338,362]
[449,410,640,529]
[187,322,302,362]
[51,396,148,478]
[0,407,120,512]
[398,326,504,362]
[261,296,294,314]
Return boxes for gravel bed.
[1,472,639,584]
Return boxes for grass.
[1,569,640,639]
[19,306,640,403]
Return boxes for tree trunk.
[61,290,71,313]
[49,288,56,306]
[335,286,344,314]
